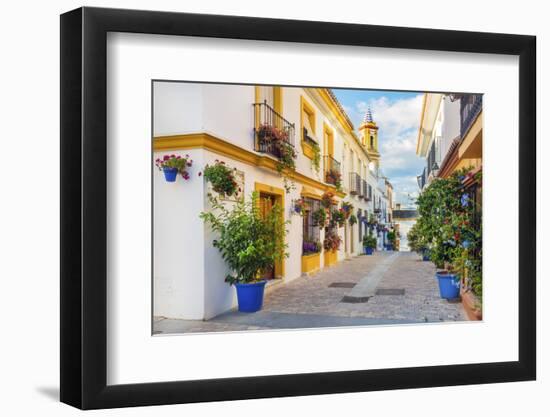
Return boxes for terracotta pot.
[461,288,482,320]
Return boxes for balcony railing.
[324,155,341,187]
[362,179,368,200]
[349,172,361,195]
[253,101,295,159]
[460,94,482,139]
[357,177,365,197]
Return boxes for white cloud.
[348,94,425,206]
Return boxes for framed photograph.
[60,7,536,410]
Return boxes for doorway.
[255,182,285,280]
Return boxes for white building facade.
[416,93,461,189]
[153,82,390,320]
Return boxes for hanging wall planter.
[162,167,178,182]
[155,154,193,183]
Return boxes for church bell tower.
[359,107,380,168]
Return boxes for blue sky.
[333,88,425,207]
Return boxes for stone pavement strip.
[343,252,399,302]
[154,251,467,335]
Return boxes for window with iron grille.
[302,198,321,254]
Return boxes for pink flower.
[163,155,169,161]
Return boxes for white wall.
[2,1,547,417]
[153,83,373,319]
[153,82,204,135]
[396,219,416,251]
[153,149,206,319]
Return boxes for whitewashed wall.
[153,82,376,319]
[441,96,461,156]
[153,149,206,319]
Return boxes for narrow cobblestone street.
[154,251,466,335]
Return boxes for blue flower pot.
[162,167,178,182]
[364,247,374,255]
[235,281,267,313]
[436,273,460,299]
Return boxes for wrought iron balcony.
[357,177,365,197]
[253,101,295,159]
[362,179,368,200]
[324,155,341,187]
[460,94,482,139]
[349,172,361,195]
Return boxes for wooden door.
[259,193,276,280]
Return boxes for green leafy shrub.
[312,208,327,229]
[330,209,346,228]
[200,192,289,285]
[202,160,238,197]
[362,232,377,249]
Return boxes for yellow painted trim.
[316,89,354,134]
[458,111,482,159]
[300,186,322,200]
[254,86,261,129]
[313,88,373,163]
[254,182,286,279]
[273,86,283,115]
[323,122,334,157]
[153,133,346,198]
[300,96,319,161]
[323,249,338,267]
[300,95,317,136]
[416,93,428,155]
[302,253,321,275]
[301,139,317,160]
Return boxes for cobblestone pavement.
[154,251,466,335]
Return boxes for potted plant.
[348,214,358,226]
[200,192,288,312]
[341,201,354,219]
[312,207,327,229]
[293,198,309,216]
[330,208,346,228]
[202,160,239,197]
[326,169,342,191]
[311,141,321,173]
[320,191,334,208]
[155,154,193,182]
[362,232,377,255]
[302,240,321,255]
[323,232,342,252]
[386,230,396,251]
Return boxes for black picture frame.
[60,6,536,410]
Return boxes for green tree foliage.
[200,192,289,285]
[412,168,482,298]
